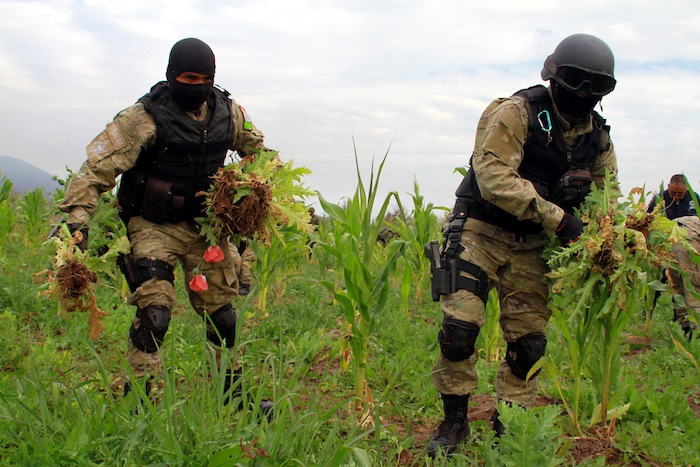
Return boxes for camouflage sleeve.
[471,97,565,232]
[590,137,618,189]
[229,98,270,156]
[59,103,157,224]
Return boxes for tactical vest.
[117,82,234,224]
[455,85,610,234]
[660,191,697,220]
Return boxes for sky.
[1,0,700,213]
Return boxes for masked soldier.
[427,33,619,457]
[59,38,273,411]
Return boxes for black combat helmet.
[541,33,616,97]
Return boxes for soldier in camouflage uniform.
[427,34,619,457]
[59,38,273,411]
[669,216,700,338]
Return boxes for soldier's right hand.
[68,223,89,252]
[555,213,583,246]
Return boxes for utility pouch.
[550,168,593,205]
[142,177,173,223]
[117,169,148,223]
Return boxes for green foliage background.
[0,175,699,466]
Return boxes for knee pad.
[207,303,237,348]
[505,332,547,380]
[438,318,480,362]
[130,305,171,353]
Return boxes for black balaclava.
[166,38,216,111]
[551,81,600,125]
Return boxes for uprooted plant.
[38,224,130,339]
[196,150,315,248]
[543,171,687,434]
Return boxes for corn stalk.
[392,178,449,313]
[249,226,307,315]
[317,146,407,414]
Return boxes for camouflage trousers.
[125,216,239,379]
[432,218,551,408]
[669,216,700,332]
[229,244,255,287]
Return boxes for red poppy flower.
[203,245,225,263]
[189,274,208,292]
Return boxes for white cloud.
[1,0,700,210]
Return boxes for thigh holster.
[117,254,175,293]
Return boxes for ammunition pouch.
[117,254,175,293]
[549,168,593,209]
[117,169,200,224]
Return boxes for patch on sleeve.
[106,121,127,151]
[239,106,253,131]
[86,131,114,163]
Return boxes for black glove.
[555,213,583,246]
[68,223,89,252]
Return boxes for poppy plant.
[203,245,225,263]
[189,274,208,292]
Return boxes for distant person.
[308,206,321,230]
[647,174,697,220]
[426,33,618,457]
[306,206,321,254]
[58,37,274,412]
[376,225,399,246]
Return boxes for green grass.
[0,193,699,466]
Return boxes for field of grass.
[1,180,699,466]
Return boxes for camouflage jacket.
[60,90,268,225]
[467,87,618,232]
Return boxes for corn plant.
[0,199,15,254]
[19,187,48,246]
[249,225,308,315]
[392,178,449,312]
[545,173,683,434]
[317,147,407,414]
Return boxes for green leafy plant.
[249,225,308,314]
[482,401,565,467]
[317,146,407,414]
[546,172,684,433]
[196,150,315,247]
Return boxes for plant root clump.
[208,169,272,238]
[56,259,97,300]
[626,211,655,239]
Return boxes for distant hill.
[0,155,59,194]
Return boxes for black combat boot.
[223,368,274,419]
[223,368,244,408]
[427,393,470,458]
[490,409,506,437]
[123,379,152,398]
